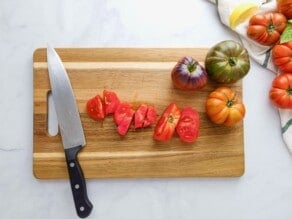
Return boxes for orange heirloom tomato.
[272,42,292,73]
[205,87,245,126]
[247,12,287,46]
[269,73,292,109]
[277,0,292,19]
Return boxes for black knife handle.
[65,146,93,218]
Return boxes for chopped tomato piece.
[153,103,181,142]
[103,90,120,115]
[86,94,105,120]
[176,107,200,143]
[114,102,135,136]
[143,105,157,128]
[134,104,148,129]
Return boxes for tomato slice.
[103,90,120,115]
[176,107,200,143]
[134,104,158,128]
[114,102,135,135]
[153,103,181,142]
[86,94,105,120]
[143,105,157,128]
[134,104,148,128]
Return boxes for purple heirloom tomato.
[171,56,208,91]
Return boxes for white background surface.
[1,0,292,218]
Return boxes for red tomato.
[86,94,105,120]
[134,104,158,129]
[272,42,292,73]
[247,12,287,46]
[269,73,292,109]
[277,0,292,19]
[153,103,181,142]
[117,109,135,136]
[103,90,120,115]
[143,105,157,128]
[175,107,200,143]
[114,102,135,135]
[134,104,148,129]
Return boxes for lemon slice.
[229,3,259,29]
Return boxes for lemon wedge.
[229,3,259,29]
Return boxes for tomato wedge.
[153,103,181,142]
[134,104,148,128]
[143,105,157,128]
[134,104,157,128]
[103,90,120,115]
[86,94,105,120]
[176,107,200,143]
[114,102,135,136]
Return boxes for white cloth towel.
[208,0,292,153]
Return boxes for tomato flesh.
[103,90,120,115]
[153,103,181,142]
[134,104,148,128]
[176,107,200,143]
[143,105,157,128]
[86,94,105,120]
[114,102,135,135]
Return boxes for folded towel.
[207,0,292,153]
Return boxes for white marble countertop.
[1,0,292,218]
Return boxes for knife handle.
[65,146,93,218]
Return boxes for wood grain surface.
[33,48,244,179]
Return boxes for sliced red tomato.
[114,102,135,135]
[86,94,105,120]
[176,107,200,143]
[134,104,157,128]
[134,104,148,129]
[153,103,181,142]
[143,105,157,128]
[117,109,135,136]
[103,90,120,115]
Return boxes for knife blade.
[47,45,93,218]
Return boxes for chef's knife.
[47,46,93,218]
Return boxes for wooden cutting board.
[33,48,244,179]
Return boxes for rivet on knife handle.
[65,146,93,218]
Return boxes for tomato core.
[226,99,234,107]
[228,57,237,66]
[287,87,292,95]
[267,17,276,33]
[168,115,174,123]
[187,62,197,73]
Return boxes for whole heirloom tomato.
[277,0,292,19]
[205,40,250,83]
[247,12,287,46]
[171,56,207,91]
[272,42,292,73]
[205,87,245,126]
[269,73,292,109]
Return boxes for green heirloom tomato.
[205,40,250,83]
